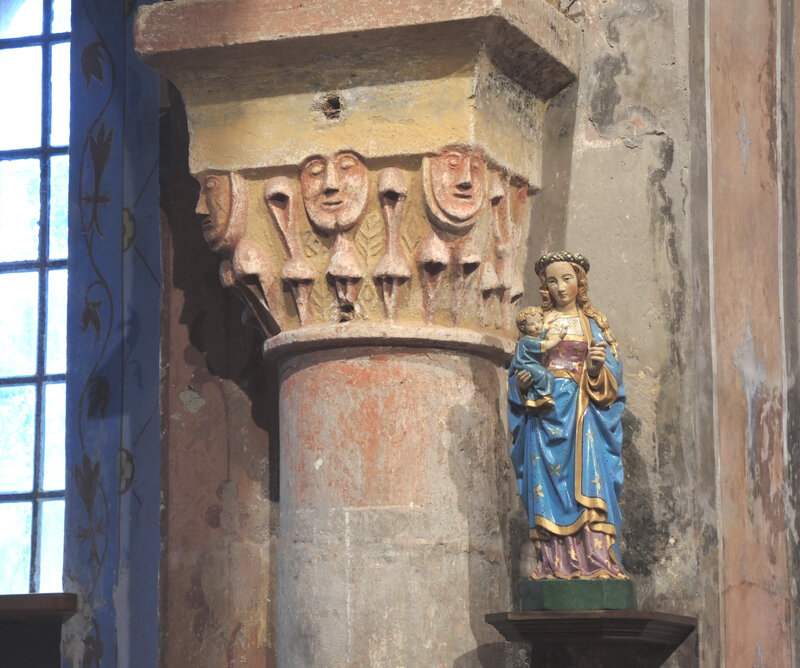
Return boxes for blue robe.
[508,312,626,560]
[509,329,554,405]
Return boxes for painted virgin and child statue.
[509,251,628,580]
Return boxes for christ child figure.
[510,306,567,412]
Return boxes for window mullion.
[27,0,55,594]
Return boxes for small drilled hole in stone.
[321,93,342,119]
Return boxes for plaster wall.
[526,1,710,665]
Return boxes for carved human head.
[300,151,368,233]
[424,147,486,233]
[195,172,247,254]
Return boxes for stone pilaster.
[136,1,578,664]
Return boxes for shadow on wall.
[158,84,280,667]
[159,83,280,501]
[525,81,578,295]
[447,355,531,668]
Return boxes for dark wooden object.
[485,610,697,668]
[0,594,78,666]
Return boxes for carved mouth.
[453,193,472,199]
[323,200,343,208]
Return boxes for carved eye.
[448,158,460,169]
[204,176,218,192]
[339,157,355,171]
[306,161,324,177]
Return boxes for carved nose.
[454,160,472,190]
[195,194,209,215]
[323,162,340,192]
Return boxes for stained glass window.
[0,0,69,594]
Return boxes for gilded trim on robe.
[529,567,629,581]
[532,508,617,539]
[573,311,611,516]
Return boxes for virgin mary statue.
[508,251,628,579]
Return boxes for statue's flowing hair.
[538,262,619,361]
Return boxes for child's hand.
[559,326,568,339]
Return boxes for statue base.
[485,610,697,668]
[521,578,637,611]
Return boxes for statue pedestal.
[521,579,637,611]
[485,610,697,667]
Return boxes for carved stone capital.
[137,0,578,351]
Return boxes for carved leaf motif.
[309,284,328,320]
[81,299,102,342]
[86,376,111,419]
[80,41,105,88]
[401,214,425,254]
[358,279,380,314]
[354,213,385,261]
[300,229,324,258]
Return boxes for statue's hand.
[516,370,533,392]
[587,338,607,377]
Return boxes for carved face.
[196,174,232,251]
[300,152,368,233]
[545,261,579,311]
[429,148,486,222]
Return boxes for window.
[0,0,70,594]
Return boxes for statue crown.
[535,251,590,277]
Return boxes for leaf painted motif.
[124,304,140,352]
[89,123,114,179]
[86,376,111,419]
[82,618,104,667]
[81,299,101,341]
[75,454,100,520]
[80,42,105,88]
[83,123,115,235]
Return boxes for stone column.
[136,1,578,664]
